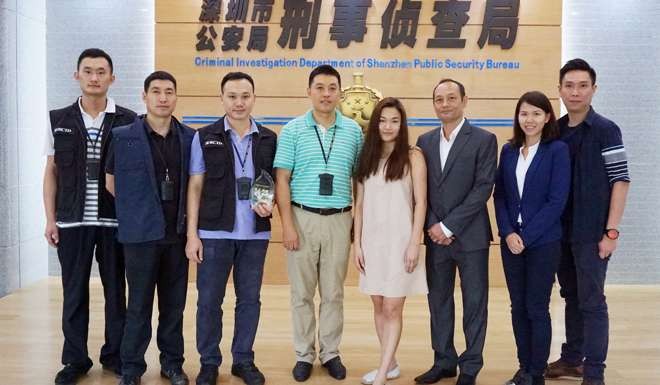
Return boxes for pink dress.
[359,160,428,297]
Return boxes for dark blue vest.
[111,117,194,244]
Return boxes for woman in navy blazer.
[494,91,570,385]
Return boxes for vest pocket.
[205,160,226,178]
[55,150,76,189]
[200,190,223,221]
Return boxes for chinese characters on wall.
[196,0,520,52]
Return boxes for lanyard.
[151,133,172,181]
[232,136,252,175]
[85,122,105,153]
[314,126,336,167]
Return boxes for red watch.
[604,228,620,240]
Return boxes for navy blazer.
[493,140,570,249]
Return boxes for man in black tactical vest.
[43,48,136,385]
[186,72,277,385]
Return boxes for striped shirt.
[45,97,118,228]
[273,109,363,208]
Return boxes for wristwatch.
[604,228,620,240]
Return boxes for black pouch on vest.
[86,159,100,180]
[319,173,334,196]
[161,180,175,201]
[237,177,252,200]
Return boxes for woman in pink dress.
[353,97,428,385]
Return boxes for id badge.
[319,173,334,196]
[161,179,175,201]
[86,159,100,181]
[237,177,252,200]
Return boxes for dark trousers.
[425,243,489,377]
[121,240,189,377]
[557,242,609,380]
[57,226,126,369]
[196,239,268,367]
[502,241,560,376]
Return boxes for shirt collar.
[519,141,540,156]
[224,116,259,137]
[441,117,465,142]
[77,96,116,119]
[143,116,177,137]
[305,109,343,130]
[583,106,596,127]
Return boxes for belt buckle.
[319,207,329,215]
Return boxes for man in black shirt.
[546,59,631,385]
[105,71,195,385]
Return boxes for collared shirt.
[437,117,466,237]
[273,109,363,208]
[515,142,539,223]
[439,117,466,170]
[189,117,270,240]
[559,107,631,242]
[46,97,118,228]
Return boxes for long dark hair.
[510,91,559,147]
[356,97,410,182]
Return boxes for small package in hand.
[250,170,275,208]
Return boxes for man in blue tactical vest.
[43,48,136,385]
[185,72,277,385]
[105,71,195,385]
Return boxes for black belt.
[291,201,352,216]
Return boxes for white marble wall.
[45,0,155,276]
[562,1,660,283]
[0,0,48,297]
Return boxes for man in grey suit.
[414,79,497,385]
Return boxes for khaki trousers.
[287,206,352,364]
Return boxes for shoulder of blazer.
[418,127,440,143]
[500,142,516,157]
[467,122,495,141]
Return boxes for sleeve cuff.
[440,222,453,238]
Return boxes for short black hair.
[77,48,114,73]
[308,65,341,88]
[433,78,466,99]
[560,58,596,85]
[144,71,177,93]
[221,72,255,93]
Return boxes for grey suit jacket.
[416,120,498,252]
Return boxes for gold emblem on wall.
[339,73,382,131]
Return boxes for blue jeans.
[196,239,268,367]
[502,240,560,376]
[557,242,609,380]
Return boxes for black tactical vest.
[197,118,277,232]
[49,100,136,222]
